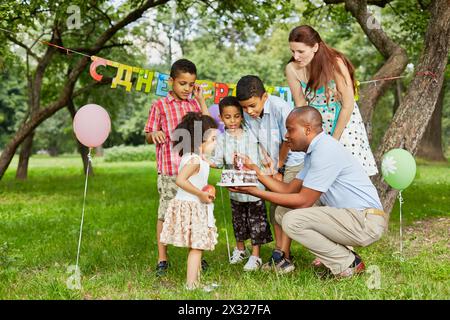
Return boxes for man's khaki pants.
[270,164,304,225]
[281,206,386,274]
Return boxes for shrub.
[104,145,156,162]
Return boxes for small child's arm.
[146,131,166,144]
[176,158,214,204]
[206,136,224,169]
[145,102,166,144]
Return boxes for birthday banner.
[89,56,294,105]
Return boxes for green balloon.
[381,149,417,190]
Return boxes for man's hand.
[228,186,258,195]
[150,131,166,144]
[273,172,283,182]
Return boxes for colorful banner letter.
[227,83,237,97]
[90,56,108,82]
[136,69,154,93]
[214,83,229,104]
[111,63,134,92]
[88,55,295,106]
[276,86,293,105]
[265,85,276,95]
[196,80,214,100]
[155,72,170,97]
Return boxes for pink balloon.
[73,104,111,148]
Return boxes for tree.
[372,0,450,215]
[0,0,171,180]
[416,78,447,161]
[0,0,293,181]
[321,0,409,140]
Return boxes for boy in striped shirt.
[144,59,209,276]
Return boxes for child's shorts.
[156,174,177,221]
[230,200,273,245]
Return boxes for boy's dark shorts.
[230,199,273,245]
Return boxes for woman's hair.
[173,112,218,156]
[288,25,355,100]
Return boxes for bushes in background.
[104,145,155,162]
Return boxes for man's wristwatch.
[277,165,286,175]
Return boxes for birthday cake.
[217,170,258,187]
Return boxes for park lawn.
[0,155,449,300]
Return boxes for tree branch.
[69,42,134,55]
[90,4,114,27]
[5,34,41,62]
[0,0,171,180]
[324,0,393,6]
[341,0,408,139]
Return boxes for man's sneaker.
[336,253,365,279]
[243,256,262,271]
[262,249,295,274]
[201,259,209,272]
[155,261,169,277]
[312,249,360,269]
[229,247,249,264]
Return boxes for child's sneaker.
[155,261,169,277]
[229,247,249,264]
[201,259,209,272]
[262,249,295,274]
[243,255,262,271]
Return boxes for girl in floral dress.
[160,112,218,290]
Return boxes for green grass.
[0,155,449,299]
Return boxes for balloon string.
[398,191,404,255]
[220,186,231,262]
[75,148,92,272]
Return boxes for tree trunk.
[0,0,168,181]
[15,133,35,180]
[393,79,404,114]
[336,0,409,140]
[416,80,447,162]
[373,0,450,217]
[67,100,93,175]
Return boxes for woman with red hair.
[285,25,377,176]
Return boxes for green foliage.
[0,71,28,149]
[33,110,78,155]
[176,0,295,37]
[104,144,155,162]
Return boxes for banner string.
[40,40,91,58]
[0,26,439,89]
[358,75,407,84]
